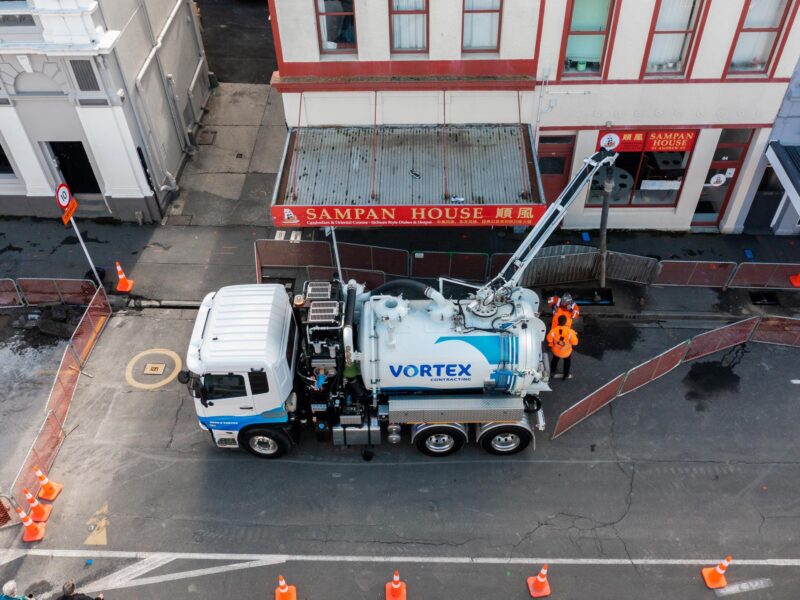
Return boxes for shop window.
[644,0,702,76]
[315,0,357,53]
[561,0,614,76]
[0,145,14,176]
[462,0,502,52]
[588,130,697,207]
[728,0,791,74]
[390,0,428,53]
[203,374,246,400]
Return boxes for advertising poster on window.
[271,204,547,227]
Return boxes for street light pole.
[598,163,614,289]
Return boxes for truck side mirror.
[177,370,190,384]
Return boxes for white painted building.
[0,0,210,222]
[268,0,800,233]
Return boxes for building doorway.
[743,166,785,233]
[537,135,575,203]
[692,129,752,228]
[48,141,101,196]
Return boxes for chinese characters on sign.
[271,204,547,227]
[597,130,697,153]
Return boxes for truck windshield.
[203,374,246,400]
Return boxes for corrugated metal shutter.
[70,60,100,92]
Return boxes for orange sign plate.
[62,198,78,225]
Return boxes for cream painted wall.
[774,16,800,78]
[606,0,655,80]
[499,0,540,60]
[429,0,461,61]
[275,0,320,62]
[0,107,51,197]
[719,127,771,233]
[691,0,745,79]
[355,0,390,62]
[536,0,567,78]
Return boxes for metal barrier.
[16,278,97,305]
[751,316,800,348]
[307,266,386,289]
[654,261,738,287]
[520,250,599,287]
[551,374,625,439]
[8,287,111,509]
[682,317,759,362]
[0,494,16,528]
[619,341,689,396]
[728,262,800,290]
[0,279,23,307]
[411,251,489,281]
[338,243,409,277]
[606,251,660,285]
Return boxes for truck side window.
[286,317,297,368]
[203,374,246,400]
[248,371,269,395]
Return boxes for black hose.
[344,284,356,329]
[370,279,429,298]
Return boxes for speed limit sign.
[56,183,71,210]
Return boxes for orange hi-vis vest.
[547,326,578,358]
[551,306,577,330]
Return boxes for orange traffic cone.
[702,556,731,589]
[274,575,296,600]
[115,261,135,293]
[790,273,800,288]
[33,465,63,501]
[527,564,551,598]
[385,570,406,600]
[15,507,45,542]
[23,487,52,522]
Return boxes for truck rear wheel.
[412,424,467,457]
[240,428,291,459]
[478,425,533,456]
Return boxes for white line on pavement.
[714,578,774,596]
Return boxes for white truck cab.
[183,285,297,453]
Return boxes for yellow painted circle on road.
[125,348,183,390]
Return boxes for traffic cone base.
[37,480,63,502]
[702,566,727,589]
[527,576,551,598]
[15,508,46,543]
[115,261,135,293]
[385,581,407,600]
[275,575,296,600]
[30,502,53,523]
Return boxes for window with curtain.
[390,0,428,52]
[729,0,790,73]
[463,0,502,52]
[562,0,614,75]
[645,0,701,75]
[315,0,357,53]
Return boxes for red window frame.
[557,0,617,79]
[314,0,358,55]
[389,0,430,54]
[723,0,795,77]
[640,0,705,79]
[461,0,504,53]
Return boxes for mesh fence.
[69,289,112,364]
[728,263,800,290]
[0,495,15,528]
[605,252,660,285]
[410,252,489,281]
[683,317,759,362]
[11,411,65,508]
[17,278,96,305]
[552,374,625,439]
[255,240,333,269]
[307,266,386,289]
[619,341,689,396]
[0,279,22,307]
[751,316,800,348]
[338,243,409,277]
[520,252,599,287]
[654,261,737,287]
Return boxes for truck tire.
[240,428,291,459]
[478,425,533,456]
[412,424,467,457]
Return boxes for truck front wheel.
[240,428,291,459]
[412,424,467,457]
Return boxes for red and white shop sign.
[598,130,698,153]
[271,204,547,228]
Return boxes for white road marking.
[0,550,25,567]
[791,379,800,384]
[714,578,773,596]
[83,554,175,592]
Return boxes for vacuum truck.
[179,148,617,458]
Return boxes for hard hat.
[562,293,573,303]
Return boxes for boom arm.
[480,147,617,299]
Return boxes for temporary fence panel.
[0,279,22,307]
[410,252,489,281]
[411,252,451,280]
[552,374,626,439]
[682,317,760,362]
[0,495,16,528]
[255,239,333,269]
[605,251,660,285]
[728,263,800,290]
[338,243,409,277]
[619,341,690,396]
[69,288,112,366]
[450,253,489,281]
[16,279,96,305]
[489,254,512,277]
[520,252,599,287]
[307,266,386,290]
[750,316,800,348]
[11,411,65,508]
[654,261,737,287]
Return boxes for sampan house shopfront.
[561,126,767,232]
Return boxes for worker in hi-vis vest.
[547,292,580,330]
[547,314,579,380]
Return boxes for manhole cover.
[197,130,216,145]
[143,363,166,375]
